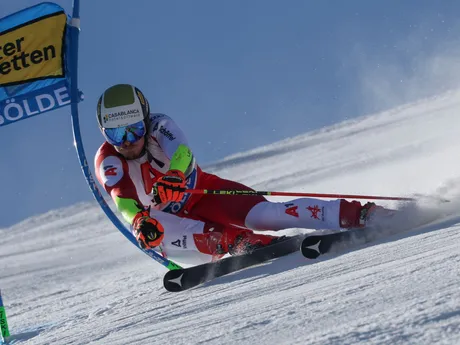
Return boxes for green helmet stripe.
[104,84,135,109]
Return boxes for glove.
[153,170,187,204]
[132,209,165,249]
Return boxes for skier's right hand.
[132,209,165,249]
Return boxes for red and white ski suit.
[95,114,362,266]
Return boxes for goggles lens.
[103,120,146,146]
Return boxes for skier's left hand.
[132,209,165,249]
[153,170,187,204]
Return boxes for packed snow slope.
[1,90,460,345]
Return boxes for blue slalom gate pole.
[68,0,181,270]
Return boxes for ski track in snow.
[1,90,460,344]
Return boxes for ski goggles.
[103,120,146,146]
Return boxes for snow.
[1,90,460,344]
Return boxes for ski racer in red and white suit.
[95,84,379,266]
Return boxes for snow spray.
[0,289,10,343]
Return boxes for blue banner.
[0,2,72,127]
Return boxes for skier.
[94,84,381,265]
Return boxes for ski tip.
[163,270,186,292]
[301,247,321,259]
[300,236,322,259]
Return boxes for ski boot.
[193,225,283,257]
[339,200,394,228]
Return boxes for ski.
[163,234,306,292]
[301,228,372,259]
[164,228,380,292]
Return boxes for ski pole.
[0,289,10,344]
[185,189,415,201]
